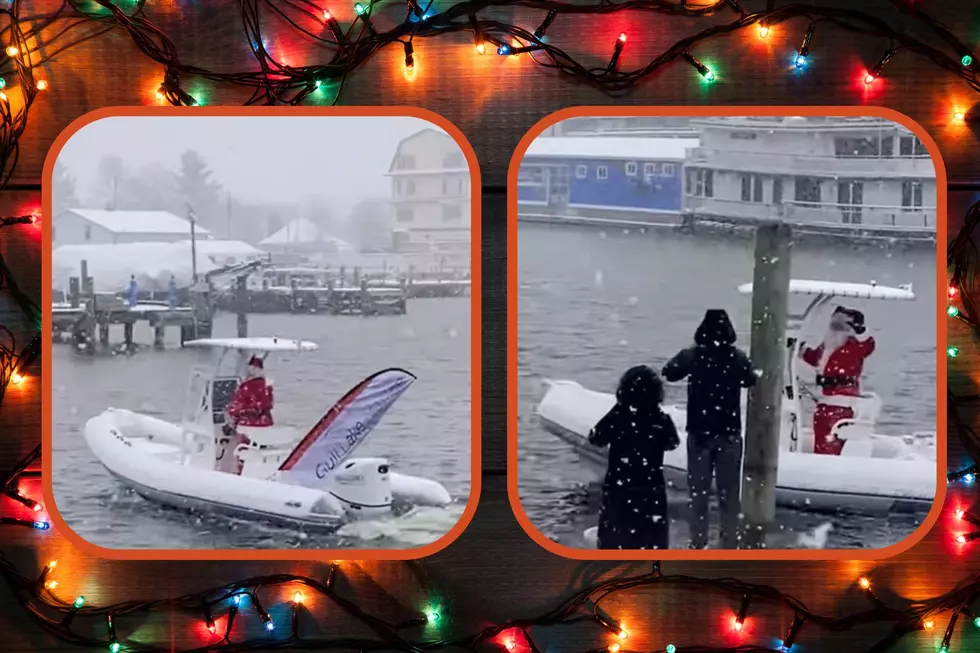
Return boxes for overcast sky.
[56,116,449,211]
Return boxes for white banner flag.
[279,368,416,485]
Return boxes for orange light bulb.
[476,42,485,55]
[858,577,871,589]
[6,46,18,57]
[36,80,47,91]
[759,24,770,39]
[11,372,24,384]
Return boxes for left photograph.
[43,111,478,554]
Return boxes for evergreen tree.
[175,150,221,229]
[51,161,78,216]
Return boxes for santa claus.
[221,355,275,474]
[799,306,875,456]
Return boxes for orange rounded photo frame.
[506,105,947,561]
[41,106,483,562]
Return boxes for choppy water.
[52,300,471,550]
[516,222,936,549]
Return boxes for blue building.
[517,136,699,220]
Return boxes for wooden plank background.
[0,0,975,650]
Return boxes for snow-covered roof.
[183,337,319,352]
[523,137,700,162]
[177,239,263,257]
[259,218,353,249]
[62,209,211,235]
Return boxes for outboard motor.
[323,458,393,519]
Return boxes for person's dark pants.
[687,432,743,549]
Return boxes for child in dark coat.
[589,365,680,550]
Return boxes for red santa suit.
[800,308,875,456]
[223,356,274,474]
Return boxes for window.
[794,176,821,205]
[405,179,416,196]
[84,224,92,241]
[740,174,763,202]
[899,136,927,156]
[576,165,588,179]
[834,137,893,157]
[625,161,637,176]
[730,131,758,140]
[837,180,864,224]
[396,155,416,169]
[396,207,414,222]
[686,168,713,197]
[901,180,923,210]
[644,162,657,177]
[662,163,675,177]
[443,152,465,168]
[773,178,783,204]
[597,166,608,180]
[443,204,463,221]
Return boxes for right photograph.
[513,112,942,554]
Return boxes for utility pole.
[741,222,793,549]
[187,202,198,283]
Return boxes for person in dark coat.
[662,309,757,549]
[588,365,680,550]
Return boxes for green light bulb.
[109,643,120,653]
[666,646,676,653]
[426,610,439,622]
[704,70,714,82]
[948,346,960,358]
[948,305,960,317]
[975,616,980,627]
[73,596,85,608]
[963,55,973,67]
[354,3,366,14]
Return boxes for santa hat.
[248,355,264,368]
[832,306,866,335]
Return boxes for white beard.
[819,329,850,371]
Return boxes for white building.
[385,129,471,258]
[53,209,211,246]
[258,218,354,257]
[683,117,937,234]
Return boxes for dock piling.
[235,275,248,338]
[741,222,793,549]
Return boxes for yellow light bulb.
[45,580,59,590]
[6,46,18,57]
[36,80,47,91]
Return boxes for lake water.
[52,300,472,550]
[516,222,936,549]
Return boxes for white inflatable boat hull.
[85,409,452,531]
[536,381,936,514]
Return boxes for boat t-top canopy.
[183,337,319,352]
[737,279,916,301]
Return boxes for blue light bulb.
[265,621,275,631]
[33,520,49,530]
[497,45,511,55]
[795,54,807,68]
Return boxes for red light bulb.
[618,33,627,43]
[949,286,959,298]
[323,8,332,20]
[864,73,876,85]
[732,618,743,632]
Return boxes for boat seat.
[841,438,874,458]
[238,426,299,448]
[831,419,873,445]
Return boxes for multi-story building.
[682,116,937,238]
[386,129,471,263]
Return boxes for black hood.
[616,365,664,407]
[694,309,737,347]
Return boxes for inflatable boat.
[534,280,937,515]
[85,337,452,531]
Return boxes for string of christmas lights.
[0,0,969,120]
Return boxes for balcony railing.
[684,196,936,230]
[686,147,936,177]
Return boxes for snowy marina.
[516,222,936,550]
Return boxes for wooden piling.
[741,222,793,549]
[123,322,134,351]
[153,326,165,350]
[236,275,248,338]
